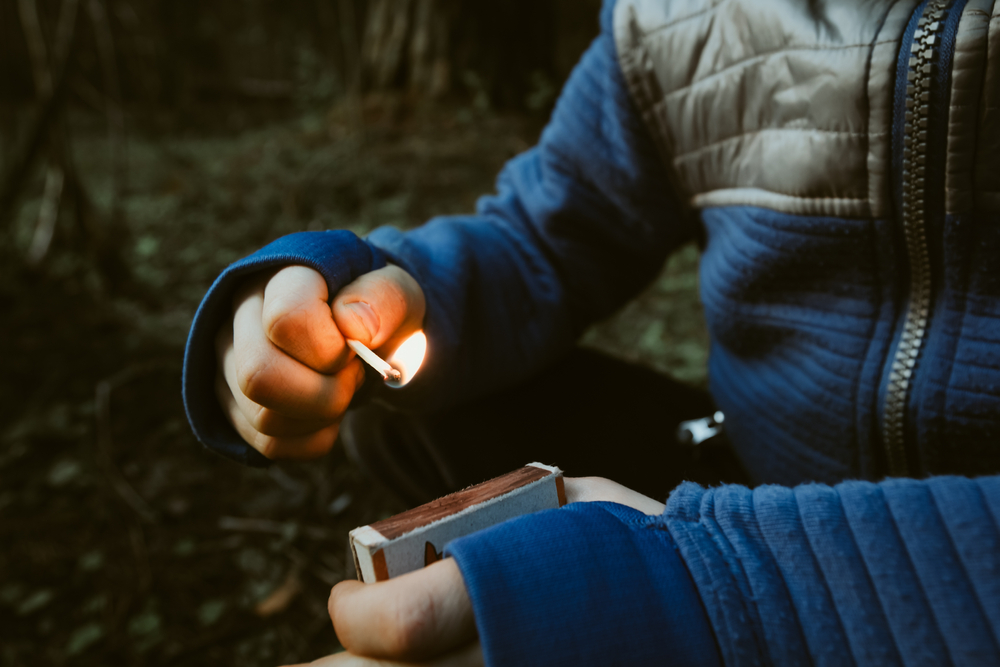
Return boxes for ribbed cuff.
[446,501,721,667]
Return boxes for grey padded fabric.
[868,0,921,217]
[973,3,1000,212]
[613,0,1000,218]
[948,0,992,215]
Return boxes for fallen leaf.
[254,568,301,618]
[66,623,103,656]
[197,599,227,626]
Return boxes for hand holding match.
[215,264,426,460]
[345,339,401,382]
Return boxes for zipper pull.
[677,411,725,447]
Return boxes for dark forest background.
[0,1,708,664]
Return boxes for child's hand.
[279,477,661,667]
[214,264,425,459]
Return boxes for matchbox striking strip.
[350,463,566,583]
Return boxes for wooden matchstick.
[346,339,402,382]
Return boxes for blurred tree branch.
[17,0,53,97]
[86,0,126,220]
[2,0,133,288]
[0,0,78,236]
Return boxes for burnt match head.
[386,368,402,382]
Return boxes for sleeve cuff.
[181,230,386,466]
[445,501,722,667]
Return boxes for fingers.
[261,264,426,371]
[329,559,477,662]
[218,320,359,432]
[332,265,426,354]
[214,372,341,459]
[231,280,364,420]
[214,263,425,460]
[563,476,666,515]
[280,642,484,667]
[262,266,350,373]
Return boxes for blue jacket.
[182,0,1000,664]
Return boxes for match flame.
[386,331,427,388]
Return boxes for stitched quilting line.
[883,486,956,665]
[974,480,1000,545]
[630,0,733,39]
[946,4,991,213]
[701,490,772,659]
[926,486,1000,659]
[837,483,907,664]
[671,127,874,163]
[658,38,902,103]
[751,489,853,662]
[694,189,870,205]
[664,492,749,664]
[940,215,979,440]
[794,488,877,666]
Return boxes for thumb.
[332,265,426,353]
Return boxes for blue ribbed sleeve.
[446,502,722,667]
[444,476,1000,666]
[665,476,1000,666]
[365,0,694,411]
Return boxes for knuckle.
[261,299,304,346]
[256,435,281,460]
[248,407,278,435]
[237,358,272,404]
[383,281,408,316]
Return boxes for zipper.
[882,0,956,476]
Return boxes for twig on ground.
[285,547,344,586]
[157,614,269,667]
[94,361,176,524]
[254,565,303,617]
[129,523,152,592]
[85,0,126,220]
[51,0,80,70]
[17,0,53,97]
[338,0,365,134]
[26,163,64,266]
[286,545,342,587]
[217,516,335,542]
[1,0,79,229]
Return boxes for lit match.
[346,331,427,387]
[346,339,401,382]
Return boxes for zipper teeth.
[883,0,950,476]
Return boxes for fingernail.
[345,301,379,341]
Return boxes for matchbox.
[350,463,566,583]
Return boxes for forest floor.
[0,99,708,666]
